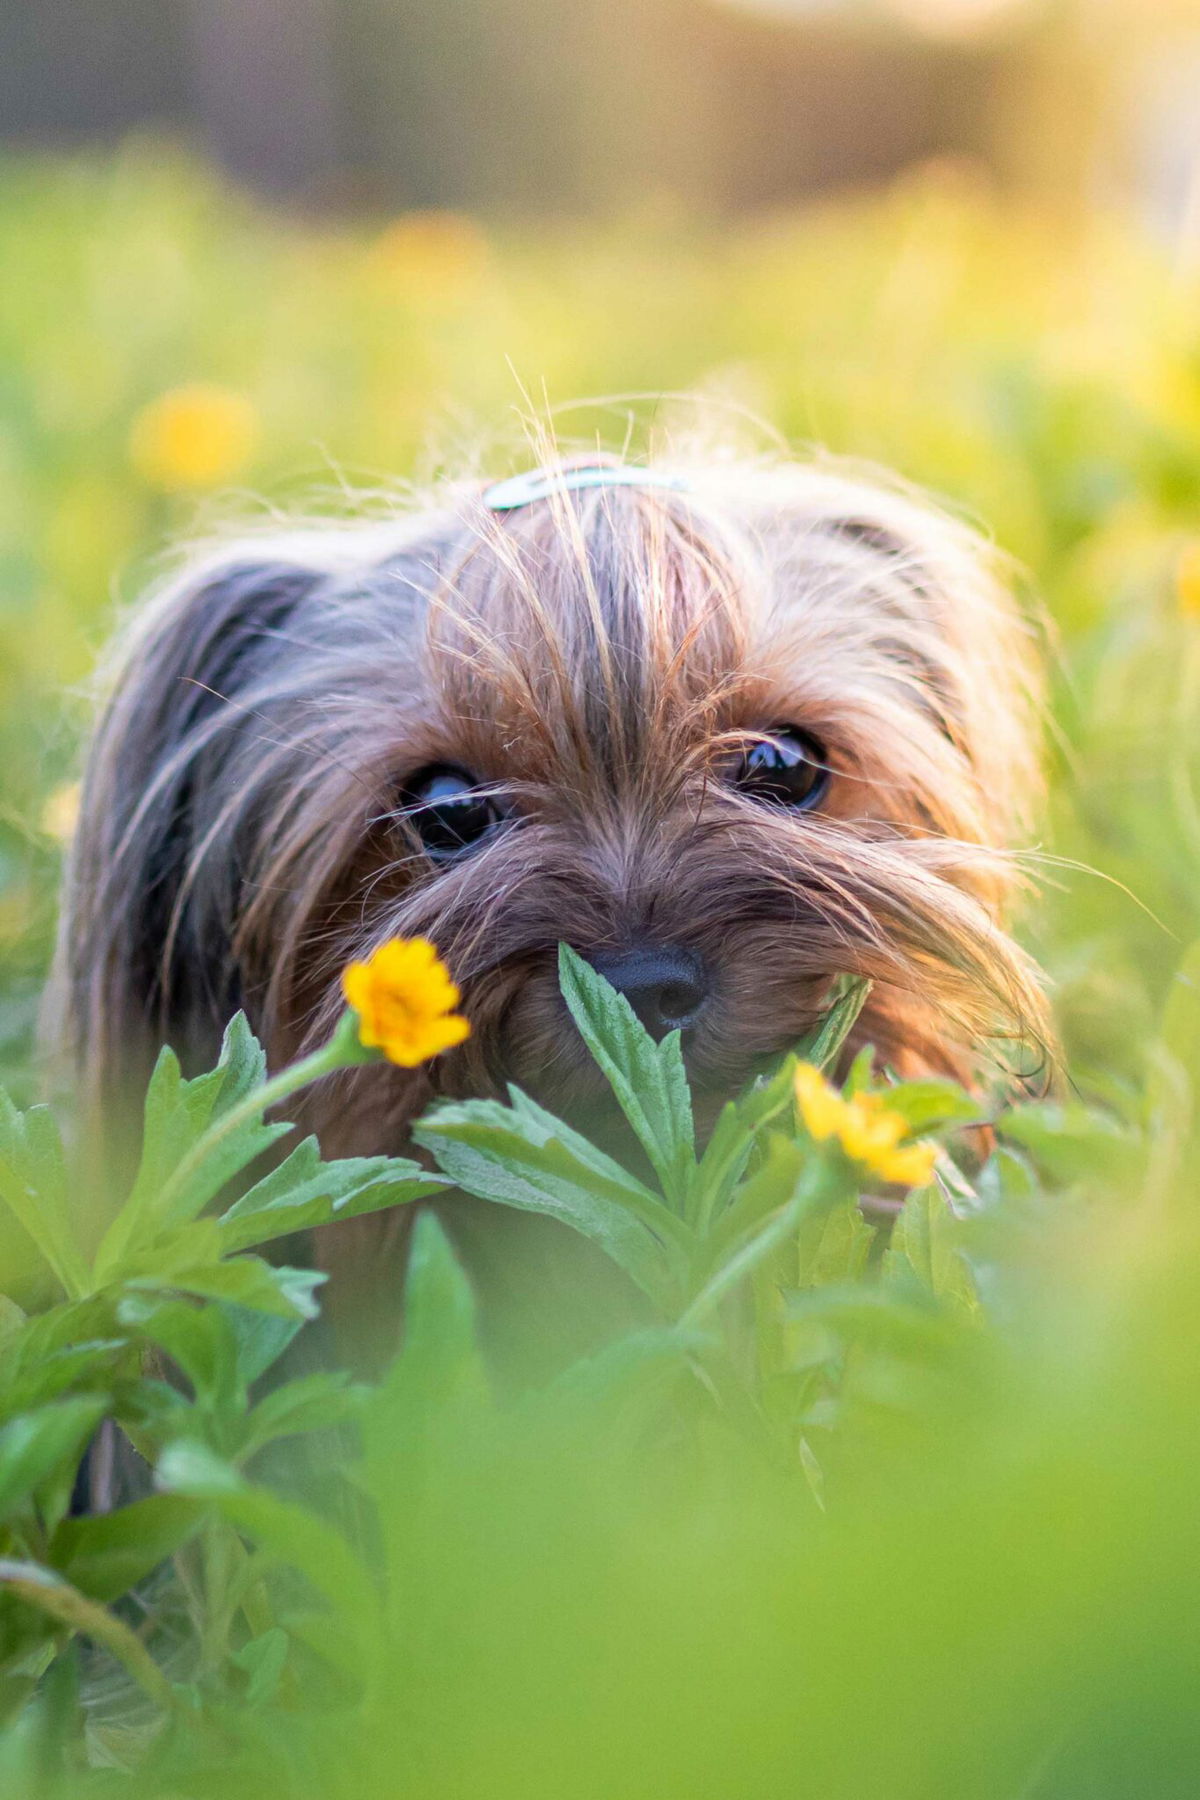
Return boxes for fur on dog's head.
[54,449,1048,1163]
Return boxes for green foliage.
[1,148,1200,1795]
[0,1009,439,1732]
[2,937,1182,1797]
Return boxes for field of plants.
[1,144,1199,1796]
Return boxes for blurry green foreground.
[0,938,1198,1798]
[1,148,1200,1795]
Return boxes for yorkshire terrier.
[53,446,1048,1345]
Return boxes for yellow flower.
[794,1063,937,1189]
[41,780,81,845]
[341,937,471,1068]
[129,384,259,492]
[1177,542,1200,620]
[369,211,489,302]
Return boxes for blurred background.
[1,0,1199,1107]
[4,0,1200,225]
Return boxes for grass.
[0,142,1199,1796]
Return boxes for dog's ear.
[50,553,325,1129]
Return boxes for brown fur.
[50,444,1050,1319]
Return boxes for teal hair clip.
[483,463,691,511]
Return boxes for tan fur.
[51,444,1050,1255]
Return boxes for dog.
[52,447,1049,1352]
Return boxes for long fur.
[51,446,1049,1260]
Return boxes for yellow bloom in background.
[342,936,471,1068]
[794,1062,937,1189]
[41,780,81,844]
[369,210,490,302]
[1176,542,1200,620]
[129,383,259,492]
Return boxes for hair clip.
[482,463,692,511]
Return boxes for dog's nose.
[585,945,707,1040]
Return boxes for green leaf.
[1000,1101,1142,1189]
[155,1439,245,1497]
[0,1340,127,1422]
[0,1398,108,1521]
[875,1080,981,1135]
[222,1307,307,1387]
[49,1495,203,1603]
[0,1093,88,1299]
[688,978,871,1235]
[93,1016,293,1280]
[116,1293,240,1410]
[127,1259,326,1320]
[795,1194,876,1289]
[216,1137,444,1256]
[361,1217,489,1532]
[414,1091,689,1305]
[705,1134,823,1268]
[542,1326,705,1426]
[883,1188,979,1316]
[239,1372,363,1459]
[157,1448,380,1651]
[557,943,696,1209]
[681,1192,806,1329]
[231,1627,290,1710]
[792,975,873,1071]
[785,1283,966,1360]
[692,1055,800,1230]
[390,1211,482,1407]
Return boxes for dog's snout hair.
[51,448,1050,1175]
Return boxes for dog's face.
[58,461,1047,1165]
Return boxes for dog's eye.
[402,766,503,861]
[733,728,830,811]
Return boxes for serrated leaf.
[414,1092,688,1306]
[558,944,696,1208]
[216,1137,444,1256]
[0,1093,87,1299]
[361,1217,489,1534]
[0,1298,120,1371]
[94,1016,292,1281]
